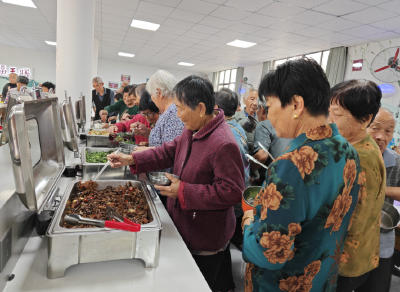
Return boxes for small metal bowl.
[241,116,258,133]
[380,202,400,233]
[123,132,134,138]
[120,142,137,154]
[242,186,262,212]
[147,172,180,186]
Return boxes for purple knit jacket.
[130,109,245,251]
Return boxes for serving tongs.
[246,154,269,170]
[64,213,141,232]
[92,147,122,180]
[106,206,137,224]
[258,144,275,161]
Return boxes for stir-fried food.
[88,129,108,136]
[63,181,150,229]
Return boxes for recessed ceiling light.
[118,52,135,58]
[178,62,195,66]
[2,0,36,8]
[45,41,57,46]
[130,19,160,31]
[227,39,257,48]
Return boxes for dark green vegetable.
[86,150,114,163]
[114,132,134,143]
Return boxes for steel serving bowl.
[380,202,400,233]
[241,116,258,133]
[120,142,138,154]
[242,186,262,212]
[147,172,180,186]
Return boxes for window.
[273,50,330,71]
[218,68,237,91]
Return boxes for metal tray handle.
[8,104,38,211]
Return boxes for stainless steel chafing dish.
[7,97,65,212]
[86,128,116,147]
[47,180,162,279]
[60,91,80,157]
[75,93,86,132]
[31,81,43,99]
[82,147,137,180]
[1,89,36,145]
[6,97,163,279]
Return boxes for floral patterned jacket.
[339,134,386,277]
[242,124,360,292]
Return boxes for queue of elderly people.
[83,59,396,292]
[2,59,397,291]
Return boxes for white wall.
[243,64,263,89]
[0,44,56,91]
[344,36,400,144]
[0,44,193,95]
[97,59,192,88]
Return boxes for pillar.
[92,38,99,78]
[56,0,95,128]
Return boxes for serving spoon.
[92,148,122,180]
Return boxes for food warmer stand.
[4,95,163,275]
[0,95,211,292]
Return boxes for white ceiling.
[0,0,400,74]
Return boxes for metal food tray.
[47,180,162,279]
[85,128,116,147]
[82,147,137,180]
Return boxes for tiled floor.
[231,245,400,292]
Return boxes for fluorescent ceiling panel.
[227,39,256,48]
[45,41,56,46]
[130,19,160,31]
[2,0,36,8]
[118,52,135,57]
[178,62,195,66]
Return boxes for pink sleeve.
[115,122,127,132]
[178,181,187,209]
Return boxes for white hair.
[243,87,258,102]
[146,70,177,98]
[379,108,395,118]
[92,77,103,84]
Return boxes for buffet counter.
[3,174,211,292]
[0,131,210,292]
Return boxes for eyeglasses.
[140,111,156,117]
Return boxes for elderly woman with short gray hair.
[5,75,29,104]
[134,70,184,152]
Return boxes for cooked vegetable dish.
[63,181,150,229]
[88,129,108,136]
[114,132,134,143]
[86,150,114,163]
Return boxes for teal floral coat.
[242,124,360,292]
